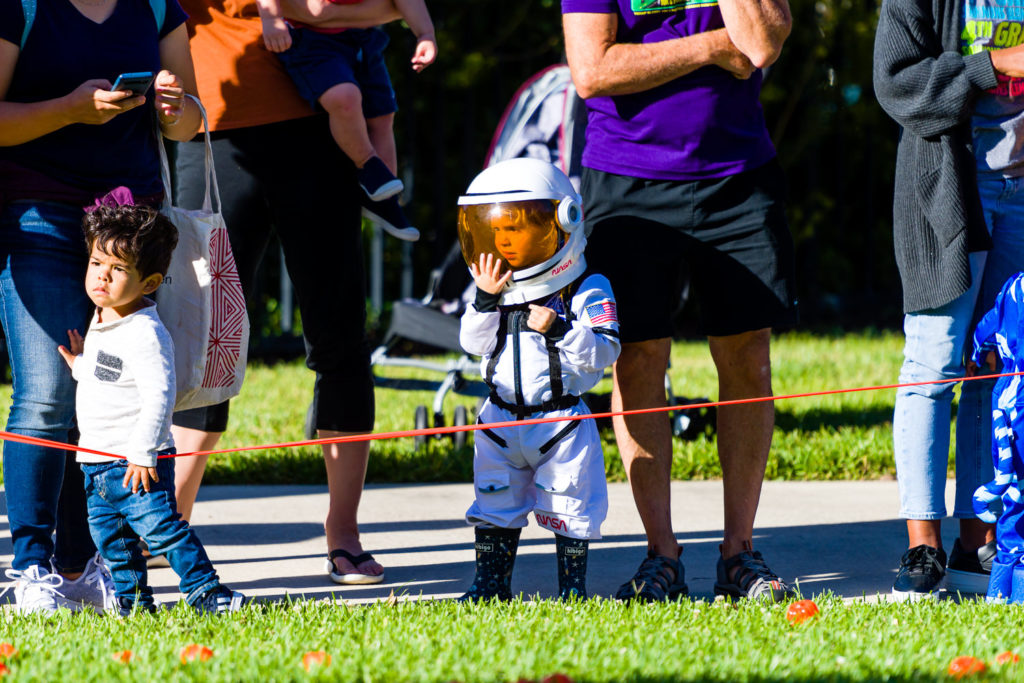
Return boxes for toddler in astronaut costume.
[456,158,620,601]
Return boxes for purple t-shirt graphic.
[562,0,776,180]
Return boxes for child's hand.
[967,351,999,376]
[469,253,512,295]
[154,70,185,126]
[411,35,436,72]
[57,329,84,369]
[123,463,160,494]
[261,15,293,52]
[527,304,557,334]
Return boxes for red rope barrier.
[2,370,1020,461]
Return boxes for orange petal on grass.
[0,662,8,676]
[785,599,820,626]
[996,651,1020,665]
[302,651,331,671]
[111,650,132,664]
[0,644,17,659]
[948,656,987,679]
[180,644,214,664]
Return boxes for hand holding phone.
[111,71,156,97]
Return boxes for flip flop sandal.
[325,549,385,585]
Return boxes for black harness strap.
[484,311,509,390]
[539,419,581,455]
[488,391,580,419]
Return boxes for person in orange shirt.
[168,0,399,585]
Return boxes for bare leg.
[170,425,222,522]
[959,518,995,549]
[320,430,383,577]
[319,83,375,168]
[709,329,774,563]
[612,338,678,560]
[907,518,994,550]
[906,519,942,549]
[366,113,397,174]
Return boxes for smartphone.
[110,71,156,97]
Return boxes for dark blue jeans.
[81,457,220,608]
[0,201,96,572]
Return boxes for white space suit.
[461,273,620,539]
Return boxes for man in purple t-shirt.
[562,0,798,602]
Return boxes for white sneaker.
[54,554,117,613]
[5,565,65,615]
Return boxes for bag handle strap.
[158,94,221,215]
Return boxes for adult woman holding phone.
[0,0,200,614]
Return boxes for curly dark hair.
[81,205,178,278]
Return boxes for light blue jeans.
[0,201,96,571]
[894,176,1024,520]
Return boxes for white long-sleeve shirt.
[73,301,175,467]
[460,273,620,408]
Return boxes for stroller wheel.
[452,405,469,449]
[433,411,445,440]
[413,405,429,451]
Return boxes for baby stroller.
[367,64,714,448]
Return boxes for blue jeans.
[81,457,220,608]
[0,201,96,571]
[894,176,1024,520]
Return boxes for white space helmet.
[457,158,586,305]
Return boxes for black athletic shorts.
[582,159,798,342]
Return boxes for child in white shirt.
[58,204,245,615]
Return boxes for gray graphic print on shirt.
[94,350,123,382]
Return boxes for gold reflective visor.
[457,200,562,272]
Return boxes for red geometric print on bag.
[202,228,246,388]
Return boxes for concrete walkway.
[0,481,962,606]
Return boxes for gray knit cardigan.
[873,0,998,313]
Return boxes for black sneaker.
[714,545,795,602]
[614,550,688,602]
[357,156,403,201]
[362,196,420,242]
[945,538,995,595]
[891,544,946,601]
[192,585,246,614]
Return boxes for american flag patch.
[586,301,617,325]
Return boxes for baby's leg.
[366,113,397,174]
[321,85,403,203]
[318,83,375,168]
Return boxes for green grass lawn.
[2,597,1023,681]
[0,329,920,485]
[0,332,1014,681]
